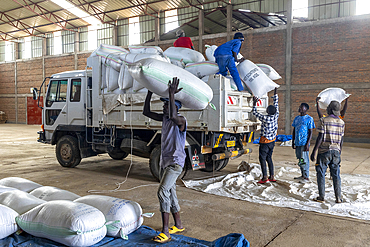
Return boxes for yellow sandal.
[152,232,172,243]
[169,226,185,234]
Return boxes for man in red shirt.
[173,30,194,50]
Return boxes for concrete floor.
[1,124,370,247]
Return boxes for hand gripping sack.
[317,88,350,109]
[75,195,144,239]
[15,200,107,247]
[164,47,205,64]
[0,204,19,240]
[185,61,219,78]
[0,190,46,215]
[0,177,42,192]
[205,44,218,62]
[256,64,282,80]
[127,58,213,110]
[237,60,280,98]
[29,186,81,201]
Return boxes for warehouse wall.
[0,14,369,142]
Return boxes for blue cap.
[160,97,182,109]
[234,32,244,40]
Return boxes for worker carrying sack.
[0,204,19,240]
[164,47,205,65]
[127,58,213,110]
[16,200,107,247]
[237,60,280,98]
[0,177,42,193]
[317,88,350,109]
[75,195,149,239]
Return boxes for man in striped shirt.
[310,100,345,203]
[252,87,279,184]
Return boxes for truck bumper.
[37,131,50,144]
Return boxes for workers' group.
[145,30,347,243]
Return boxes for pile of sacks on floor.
[0,177,149,247]
[90,43,282,110]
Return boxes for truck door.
[67,78,85,125]
[43,79,68,140]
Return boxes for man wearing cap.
[310,100,345,203]
[213,32,246,91]
[173,30,194,50]
[143,77,186,243]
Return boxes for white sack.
[113,88,126,95]
[0,204,19,240]
[127,58,213,110]
[0,190,46,215]
[75,195,143,238]
[0,185,18,194]
[170,59,185,68]
[164,47,205,64]
[91,44,127,72]
[128,45,163,54]
[29,186,80,202]
[106,66,120,92]
[0,177,42,192]
[201,75,210,83]
[185,61,219,78]
[120,53,169,64]
[121,65,134,89]
[237,60,280,98]
[256,64,282,80]
[101,64,107,89]
[16,200,107,247]
[132,80,145,92]
[317,88,350,109]
[205,45,218,62]
[118,63,126,89]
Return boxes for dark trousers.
[259,142,275,178]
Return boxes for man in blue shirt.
[214,32,245,91]
[292,103,315,182]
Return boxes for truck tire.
[149,145,188,182]
[216,158,229,171]
[108,150,128,160]
[56,135,81,168]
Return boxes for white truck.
[33,54,268,181]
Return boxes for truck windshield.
[46,80,68,107]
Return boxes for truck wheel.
[149,145,188,182]
[56,135,81,168]
[216,158,229,171]
[108,150,128,160]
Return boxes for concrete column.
[112,25,118,46]
[74,31,80,70]
[155,14,160,46]
[198,9,204,53]
[227,4,233,41]
[285,0,293,135]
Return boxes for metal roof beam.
[0,10,45,36]
[67,0,115,23]
[11,0,78,32]
[239,11,267,28]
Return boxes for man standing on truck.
[143,77,186,243]
[252,88,279,184]
[173,29,194,50]
[214,32,246,91]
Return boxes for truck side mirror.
[31,88,38,100]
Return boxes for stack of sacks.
[16,200,107,247]
[317,88,350,109]
[163,47,205,66]
[30,186,80,201]
[0,177,42,192]
[127,58,213,110]
[0,190,46,215]
[75,195,147,240]
[0,204,19,239]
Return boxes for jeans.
[259,142,275,178]
[158,164,183,213]
[295,146,310,179]
[215,55,244,91]
[315,150,341,200]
